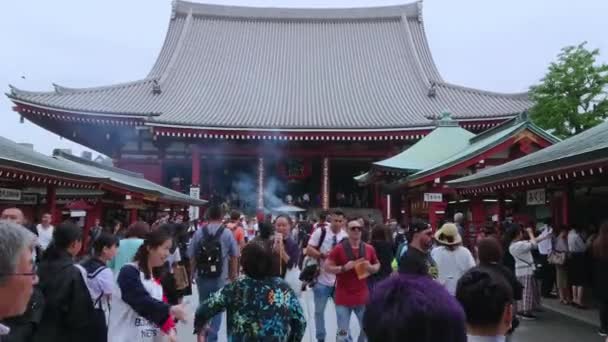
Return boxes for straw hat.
[434,223,462,246]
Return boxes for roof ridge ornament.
[427,81,436,98]
[152,79,162,95]
[417,1,424,23]
[435,111,458,127]
[516,110,529,123]
[171,0,178,19]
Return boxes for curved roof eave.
[6,1,533,130]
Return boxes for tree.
[530,42,608,138]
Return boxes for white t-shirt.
[36,224,54,251]
[509,240,536,277]
[431,245,476,296]
[567,230,586,253]
[537,226,553,255]
[307,226,348,287]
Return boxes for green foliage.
[530,42,608,138]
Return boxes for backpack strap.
[214,226,225,240]
[341,239,355,261]
[359,242,366,261]
[341,239,367,261]
[316,226,327,250]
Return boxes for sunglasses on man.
[349,225,363,232]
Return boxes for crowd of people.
[1,206,608,342]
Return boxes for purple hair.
[363,274,467,342]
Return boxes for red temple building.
[449,120,608,230]
[359,112,558,241]
[7,1,536,219]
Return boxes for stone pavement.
[177,287,361,342]
[176,288,603,341]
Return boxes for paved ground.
[177,289,604,342]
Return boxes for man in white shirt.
[537,220,556,298]
[35,213,54,252]
[306,210,348,342]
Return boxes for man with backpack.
[188,205,239,342]
[326,217,380,342]
[304,211,348,342]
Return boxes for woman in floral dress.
[194,240,306,342]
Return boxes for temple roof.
[8,1,532,131]
[405,117,558,183]
[448,121,608,188]
[0,137,205,205]
[362,114,559,186]
[373,113,475,172]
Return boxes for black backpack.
[196,226,225,278]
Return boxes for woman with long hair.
[108,229,187,342]
[591,221,608,337]
[431,223,476,296]
[33,222,95,341]
[368,224,394,291]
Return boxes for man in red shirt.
[326,217,380,342]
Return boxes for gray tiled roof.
[7,1,532,130]
[0,136,205,205]
[53,152,207,205]
[448,122,608,188]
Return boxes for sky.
[1,0,607,157]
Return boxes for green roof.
[407,118,558,183]
[373,114,475,173]
[448,120,608,188]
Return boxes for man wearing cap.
[431,223,476,295]
[398,220,437,278]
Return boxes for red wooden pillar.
[256,157,265,222]
[386,194,391,221]
[129,208,138,225]
[428,202,438,232]
[321,157,330,210]
[191,145,201,187]
[497,192,506,223]
[190,145,201,220]
[470,198,485,246]
[46,185,58,224]
[561,187,570,226]
[403,196,412,227]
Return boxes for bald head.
[1,208,24,225]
